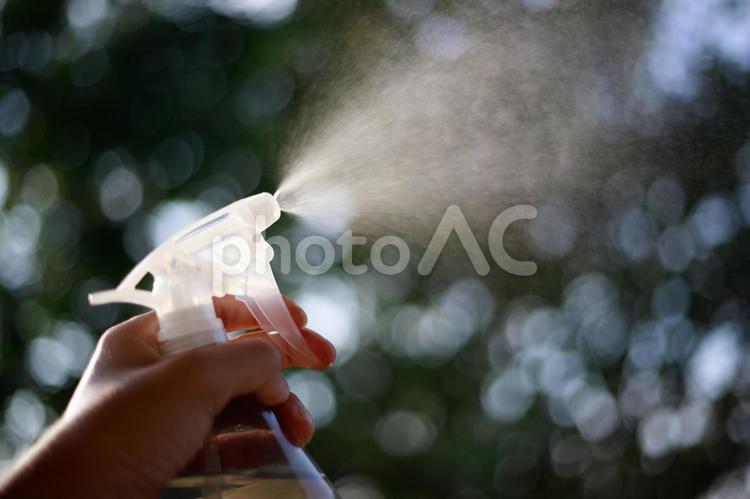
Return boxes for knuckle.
[172,348,217,388]
[168,348,230,410]
[259,375,289,405]
[240,338,280,368]
[98,312,157,350]
[98,327,121,349]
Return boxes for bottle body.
[162,397,337,499]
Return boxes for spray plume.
[275,0,749,256]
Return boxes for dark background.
[0,1,750,498]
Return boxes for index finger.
[212,295,308,331]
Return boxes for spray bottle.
[89,192,337,498]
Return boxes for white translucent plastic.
[89,192,317,365]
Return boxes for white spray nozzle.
[89,192,317,365]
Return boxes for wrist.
[0,415,154,499]
[0,421,90,498]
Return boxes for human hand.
[0,295,335,499]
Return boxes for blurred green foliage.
[1,1,750,499]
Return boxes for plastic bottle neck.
[157,304,226,356]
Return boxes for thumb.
[157,338,290,414]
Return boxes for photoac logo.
[419,204,538,277]
[211,205,538,291]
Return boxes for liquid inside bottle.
[162,396,338,499]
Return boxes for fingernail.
[297,403,313,422]
[270,377,290,404]
[279,377,290,395]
